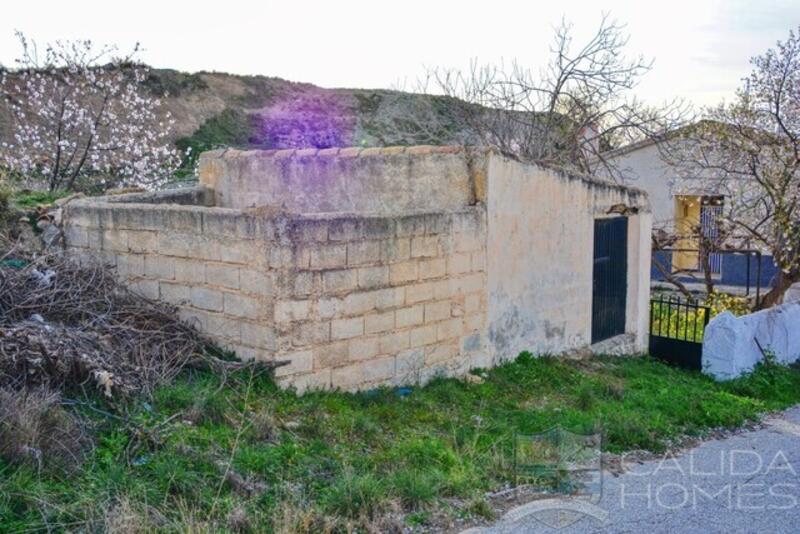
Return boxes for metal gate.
[649,296,710,370]
[592,217,628,343]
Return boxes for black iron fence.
[649,296,710,370]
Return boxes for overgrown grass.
[11,189,70,208]
[175,108,252,171]
[2,354,799,532]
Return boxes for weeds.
[11,189,70,208]
[0,184,12,228]
[0,387,91,472]
[100,495,167,533]
[1,355,799,531]
[322,471,388,519]
[465,497,496,520]
[391,469,442,509]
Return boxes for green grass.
[11,189,71,208]
[175,108,252,171]
[2,354,799,532]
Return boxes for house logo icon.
[512,426,607,529]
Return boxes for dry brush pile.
[0,239,281,471]
[1,247,215,397]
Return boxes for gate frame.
[649,295,710,370]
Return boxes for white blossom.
[663,27,800,305]
[0,33,181,192]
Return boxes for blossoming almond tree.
[665,27,800,308]
[0,33,182,192]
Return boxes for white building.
[603,132,777,288]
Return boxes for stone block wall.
[269,209,487,392]
[63,145,652,393]
[63,187,488,392]
[64,195,277,361]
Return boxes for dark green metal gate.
[591,217,628,343]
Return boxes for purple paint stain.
[252,89,357,149]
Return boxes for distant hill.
[0,68,476,169]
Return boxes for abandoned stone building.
[62,146,652,392]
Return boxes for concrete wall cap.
[489,152,651,211]
[284,205,484,223]
[198,145,472,161]
[198,145,646,203]
[65,197,248,217]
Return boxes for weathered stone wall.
[63,145,652,392]
[269,209,487,391]
[63,191,276,361]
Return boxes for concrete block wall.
[63,145,652,393]
[63,188,488,392]
[63,195,277,361]
[269,209,487,392]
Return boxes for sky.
[1,0,798,108]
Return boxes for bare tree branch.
[418,15,690,181]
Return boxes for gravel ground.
[469,405,800,534]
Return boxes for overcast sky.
[2,0,798,107]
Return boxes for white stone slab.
[703,302,800,380]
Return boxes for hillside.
[0,68,475,166]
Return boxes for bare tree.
[661,27,800,308]
[0,33,181,192]
[420,14,689,179]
